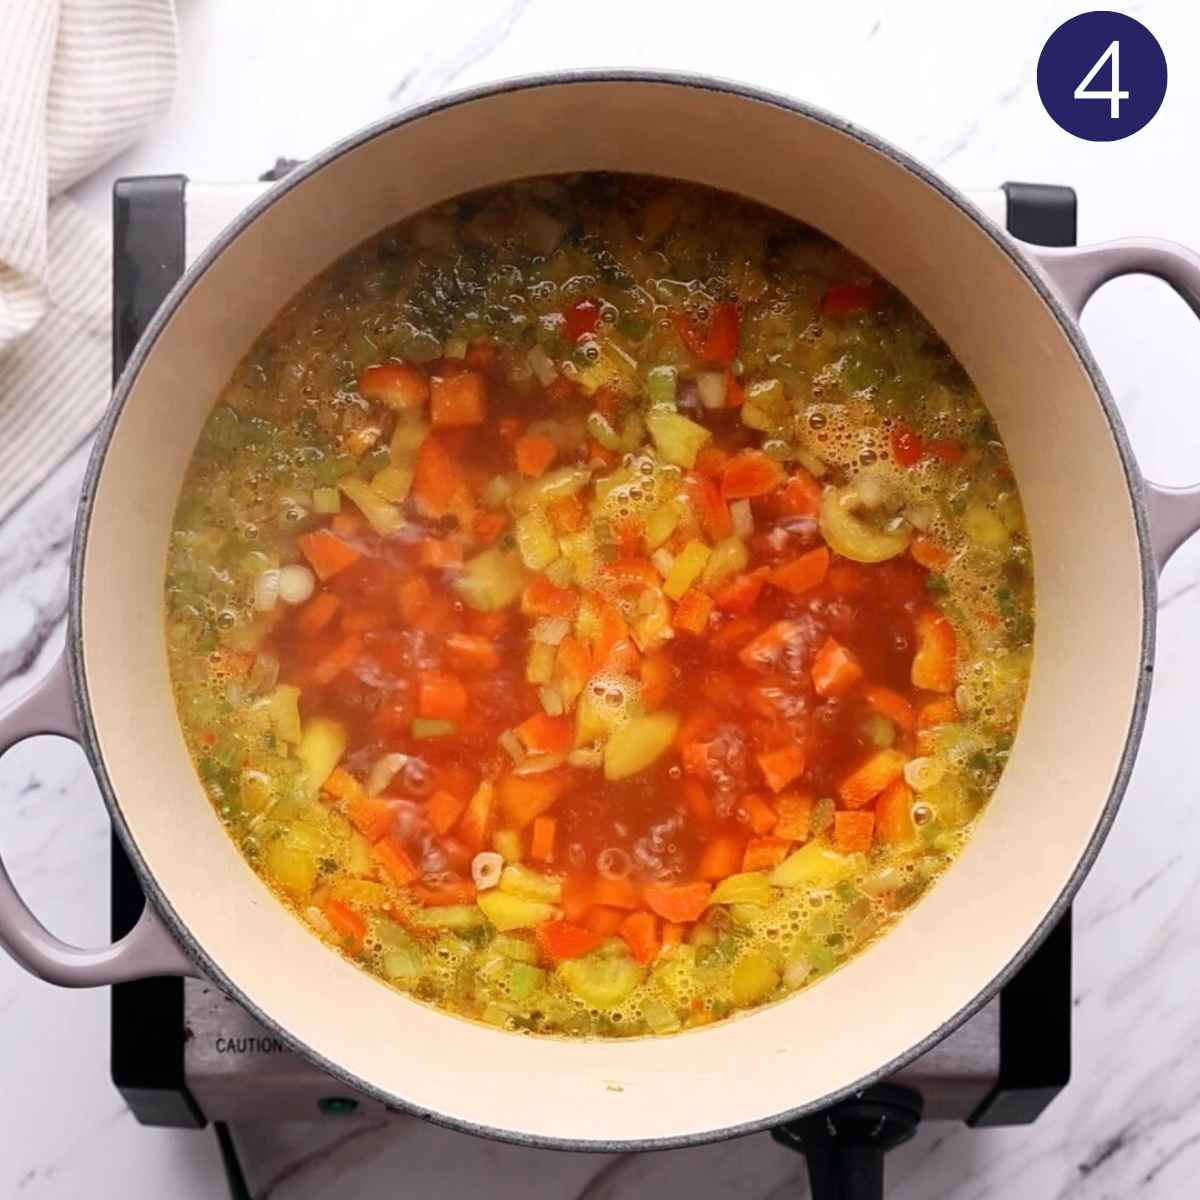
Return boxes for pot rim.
[69,67,1157,1151]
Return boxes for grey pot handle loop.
[0,652,194,985]
[1028,238,1200,574]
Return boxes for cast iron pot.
[2,72,1199,1149]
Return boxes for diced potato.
[731,951,780,1006]
[663,539,711,600]
[604,711,680,780]
[560,954,644,1009]
[371,464,414,503]
[389,417,428,463]
[526,641,556,686]
[264,840,319,897]
[700,536,749,590]
[644,503,682,550]
[710,872,773,907]
[512,465,592,514]
[296,717,347,795]
[646,410,712,469]
[493,829,524,862]
[411,904,487,931]
[515,506,559,571]
[477,889,557,932]
[268,684,303,744]
[339,476,406,536]
[962,503,1009,548]
[499,863,563,903]
[770,841,859,889]
[574,340,638,396]
[347,833,372,876]
[454,546,526,611]
[741,379,787,435]
[575,682,633,746]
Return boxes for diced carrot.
[743,836,792,872]
[417,670,468,721]
[322,766,362,804]
[357,362,429,409]
[697,836,745,881]
[297,529,361,581]
[514,712,574,756]
[498,771,567,829]
[529,815,557,863]
[603,557,660,589]
[862,685,917,732]
[739,793,778,835]
[779,471,822,517]
[737,619,796,671]
[839,749,907,808]
[554,636,592,702]
[584,906,626,936]
[662,922,684,949]
[514,433,557,477]
[296,591,340,635]
[473,510,508,545]
[399,575,433,626]
[313,633,362,685]
[561,873,593,923]
[373,836,420,888]
[430,371,486,427]
[822,282,882,317]
[686,471,732,540]
[673,588,713,635]
[619,910,660,965]
[757,744,807,794]
[592,600,629,667]
[522,575,579,619]
[643,881,713,924]
[714,567,770,615]
[811,635,864,698]
[912,608,957,693]
[926,438,964,465]
[910,535,951,573]
[413,434,470,518]
[721,450,786,500]
[683,780,715,829]
[591,876,641,911]
[444,633,500,673]
[773,792,814,842]
[345,792,395,843]
[538,920,606,963]
[694,445,730,477]
[418,539,463,568]
[546,493,586,534]
[834,809,875,853]
[876,779,917,845]
[330,511,366,539]
[341,609,388,633]
[769,546,830,595]
[641,651,674,710]
[323,899,367,951]
[427,789,467,836]
[410,878,477,907]
[456,781,496,852]
[496,417,524,443]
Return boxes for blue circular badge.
[1037,11,1167,141]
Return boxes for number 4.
[1074,40,1130,118]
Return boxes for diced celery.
[730,951,780,1007]
[389,417,428,464]
[512,465,592,514]
[412,718,456,739]
[443,335,469,360]
[644,503,681,551]
[700,536,748,590]
[587,411,643,453]
[411,904,486,931]
[515,507,559,571]
[312,486,341,514]
[710,872,773,907]
[770,842,860,889]
[296,717,347,794]
[645,365,678,409]
[642,998,682,1034]
[603,711,680,781]
[371,464,414,503]
[663,539,711,600]
[574,340,638,396]
[268,684,303,744]
[339,476,406,536]
[526,640,556,686]
[500,863,563,903]
[646,410,712,468]
[560,954,644,1008]
[493,829,524,862]
[454,546,526,611]
[493,933,540,963]
[382,945,423,982]
[477,889,557,932]
[509,961,546,1001]
[264,840,319,897]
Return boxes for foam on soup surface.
[165,175,1033,1037]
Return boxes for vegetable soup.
[165,174,1033,1037]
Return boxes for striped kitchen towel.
[0,0,177,522]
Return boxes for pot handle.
[1027,239,1200,574]
[0,652,195,985]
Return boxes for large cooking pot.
[2,72,1199,1150]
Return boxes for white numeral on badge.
[1074,40,1129,118]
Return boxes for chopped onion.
[499,729,526,764]
[278,563,316,605]
[538,685,565,717]
[597,846,632,880]
[730,498,754,540]
[471,851,504,890]
[651,548,676,577]
[533,617,569,646]
[783,959,812,989]
[253,569,280,612]
[481,474,513,509]
[305,905,333,936]
[368,752,410,796]
[527,344,558,387]
[567,746,603,770]
[513,753,566,776]
[696,371,727,410]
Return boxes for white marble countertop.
[4,0,1200,1196]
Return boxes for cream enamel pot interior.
[3,73,1200,1150]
